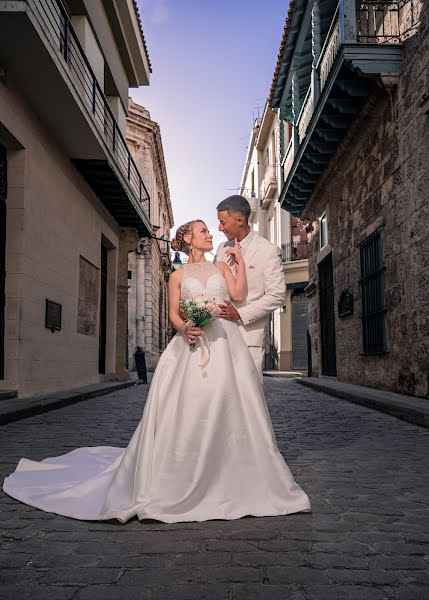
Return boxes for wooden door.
[319,254,337,376]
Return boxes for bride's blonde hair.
[171,220,204,255]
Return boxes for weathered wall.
[126,100,172,371]
[303,0,429,397]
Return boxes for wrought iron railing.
[298,88,314,143]
[281,242,309,262]
[34,0,150,219]
[282,139,294,182]
[356,1,401,43]
[359,226,387,354]
[318,6,341,92]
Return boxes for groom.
[215,195,285,381]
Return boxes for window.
[319,212,328,249]
[359,227,387,355]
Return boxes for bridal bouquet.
[180,297,222,376]
[180,297,221,345]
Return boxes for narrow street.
[0,379,428,600]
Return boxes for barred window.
[359,227,387,355]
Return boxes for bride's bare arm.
[168,270,202,343]
[215,243,247,303]
[168,270,185,331]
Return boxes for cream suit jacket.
[215,233,286,347]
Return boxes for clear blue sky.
[133,0,288,245]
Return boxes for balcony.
[272,0,406,215]
[259,165,278,208]
[281,242,309,262]
[0,0,151,236]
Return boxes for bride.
[3,219,311,523]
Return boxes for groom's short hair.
[217,195,251,220]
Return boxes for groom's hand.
[218,300,240,321]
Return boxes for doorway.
[98,242,108,374]
[0,144,6,380]
[319,254,337,376]
[292,292,308,371]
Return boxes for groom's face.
[217,210,241,241]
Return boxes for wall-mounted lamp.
[172,251,183,270]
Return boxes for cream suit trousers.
[248,346,264,383]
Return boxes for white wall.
[0,78,120,396]
[71,16,105,90]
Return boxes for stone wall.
[302,0,429,398]
[126,100,173,372]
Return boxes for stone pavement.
[0,379,428,600]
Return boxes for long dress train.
[3,262,310,523]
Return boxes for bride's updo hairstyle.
[171,220,204,255]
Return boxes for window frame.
[319,211,328,250]
[359,225,387,355]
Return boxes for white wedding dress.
[3,262,310,523]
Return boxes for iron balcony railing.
[281,242,309,262]
[283,0,403,182]
[356,0,401,43]
[35,0,150,218]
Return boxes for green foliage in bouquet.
[180,298,221,329]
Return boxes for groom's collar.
[237,229,256,255]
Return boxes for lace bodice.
[181,262,229,304]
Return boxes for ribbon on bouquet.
[197,331,210,378]
[185,319,210,378]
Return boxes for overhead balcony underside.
[280,43,403,215]
[0,2,151,236]
[73,160,149,236]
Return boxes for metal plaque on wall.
[338,289,353,318]
[45,299,62,332]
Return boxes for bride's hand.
[185,326,203,344]
[225,239,243,264]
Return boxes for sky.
[133,0,288,250]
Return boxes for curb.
[297,378,429,429]
[263,371,305,379]
[0,380,144,426]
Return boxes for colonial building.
[126,99,174,372]
[269,0,427,396]
[0,0,152,397]
[240,104,309,372]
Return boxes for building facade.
[240,105,309,372]
[0,0,152,397]
[126,99,174,372]
[270,0,427,396]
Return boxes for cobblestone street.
[0,379,428,600]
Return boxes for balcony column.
[291,68,300,157]
[311,0,321,105]
[135,254,146,348]
[339,0,357,43]
[116,227,139,381]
